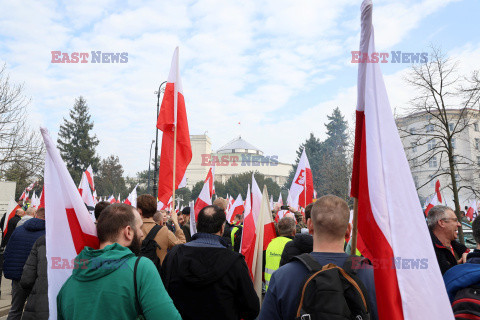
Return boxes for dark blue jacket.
[3,218,46,281]
[444,249,480,302]
[259,252,378,320]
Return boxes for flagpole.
[172,124,177,214]
[351,197,359,255]
[171,47,180,215]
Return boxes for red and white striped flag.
[226,194,244,223]
[78,171,95,210]
[25,181,37,191]
[288,149,314,208]
[107,195,115,204]
[204,167,215,198]
[467,200,477,221]
[349,2,453,319]
[124,184,138,207]
[85,165,95,191]
[240,184,255,278]
[157,47,192,205]
[194,181,212,220]
[424,195,438,217]
[41,128,99,320]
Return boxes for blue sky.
[1,0,479,176]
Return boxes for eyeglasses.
[442,218,458,223]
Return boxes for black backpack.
[139,225,162,272]
[292,253,371,320]
[452,285,480,319]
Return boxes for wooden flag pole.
[351,197,359,255]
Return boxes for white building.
[397,109,480,207]
[185,135,292,189]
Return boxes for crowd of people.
[0,193,479,319]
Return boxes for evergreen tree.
[316,107,350,200]
[57,96,100,183]
[95,155,127,198]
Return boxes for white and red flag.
[84,165,95,192]
[424,194,439,217]
[41,128,99,320]
[467,200,477,221]
[107,195,115,204]
[3,198,20,237]
[157,47,192,205]
[124,184,138,207]
[227,194,244,223]
[435,180,442,203]
[31,192,40,208]
[349,1,453,319]
[240,184,255,278]
[78,171,95,210]
[194,180,212,220]
[205,166,215,198]
[38,187,45,209]
[288,148,314,208]
[19,190,27,201]
[25,181,37,191]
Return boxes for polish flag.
[31,192,40,208]
[117,194,121,204]
[41,128,99,320]
[227,194,244,223]
[252,185,271,299]
[124,184,138,207]
[349,2,453,319]
[278,193,283,206]
[2,198,20,237]
[157,47,192,205]
[240,184,255,278]
[38,187,45,209]
[289,148,314,208]
[25,181,37,191]
[205,167,215,197]
[84,165,95,191]
[78,172,95,210]
[194,181,212,220]
[19,190,27,201]
[435,180,442,203]
[467,200,477,221]
[107,195,115,204]
[424,195,438,217]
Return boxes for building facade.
[185,135,292,189]
[397,109,480,207]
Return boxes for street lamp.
[147,140,155,194]
[152,81,167,198]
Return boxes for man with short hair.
[4,208,46,320]
[427,205,468,274]
[260,195,378,320]
[265,216,295,291]
[161,205,260,320]
[17,206,37,227]
[94,201,110,221]
[136,195,185,265]
[57,204,181,320]
[279,203,314,267]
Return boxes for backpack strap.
[292,253,324,273]
[144,225,162,243]
[133,257,144,317]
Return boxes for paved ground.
[0,276,12,318]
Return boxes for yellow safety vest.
[265,236,292,291]
[231,227,239,250]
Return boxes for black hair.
[197,205,226,234]
[94,201,110,221]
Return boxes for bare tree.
[0,64,44,190]
[398,48,480,243]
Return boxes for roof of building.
[216,136,262,154]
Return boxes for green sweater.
[57,243,181,320]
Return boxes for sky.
[1,0,480,177]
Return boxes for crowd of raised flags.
[4,1,480,319]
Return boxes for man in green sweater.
[57,203,181,320]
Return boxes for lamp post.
[147,139,155,194]
[152,81,167,198]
